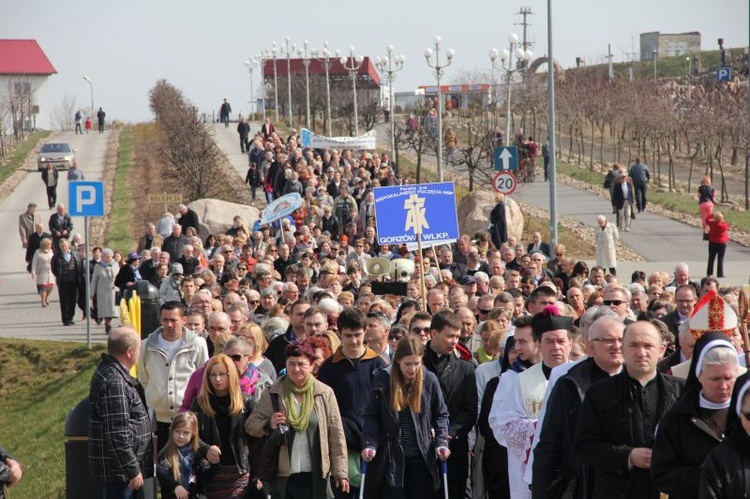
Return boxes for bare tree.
[52,93,78,130]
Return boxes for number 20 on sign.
[493,171,517,195]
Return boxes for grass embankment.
[396,155,595,257]
[555,160,750,234]
[0,131,51,183]
[106,126,135,252]
[0,339,105,498]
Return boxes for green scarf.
[283,375,315,433]
[476,345,494,364]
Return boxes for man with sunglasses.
[602,284,634,324]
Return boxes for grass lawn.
[106,126,135,252]
[555,160,750,234]
[0,131,51,184]
[0,339,105,499]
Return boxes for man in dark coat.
[662,285,698,350]
[49,204,73,254]
[532,316,625,499]
[161,225,189,263]
[489,194,507,250]
[177,204,199,234]
[41,164,59,209]
[25,222,50,273]
[51,238,84,325]
[423,310,477,499]
[236,117,250,153]
[89,327,154,496]
[575,321,683,499]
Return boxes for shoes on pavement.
[718,274,725,278]
[105,324,111,334]
[624,228,631,232]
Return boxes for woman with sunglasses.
[699,371,750,498]
[361,336,450,499]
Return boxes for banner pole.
[417,232,428,311]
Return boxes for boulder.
[187,199,260,240]
[457,191,524,241]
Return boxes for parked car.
[37,142,76,171]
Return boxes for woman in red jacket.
[706,211,729,278]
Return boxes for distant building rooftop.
[0,39,57,75]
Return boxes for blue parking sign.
[373,182,459,247]
[69,181,105,217]
[716,67,732,83]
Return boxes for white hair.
[675,262,689,273]
[318,297,343,314]
[474,271,489,283]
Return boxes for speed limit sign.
[492,171,517,194]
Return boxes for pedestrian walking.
[237,118,250,153]
[67,161,85,181]
[698,175,716,235]
[245,163,260,200]
[595,215,618,275]
[89,327,154,499]
[706,211,729,278]
[91,248,119,333]
[612,171,635,231]
[85,117,92,133]
[97,107,106,133]
[75,110,83,134]
[542,137,550,181]
[220,99,232,128]
[31,237,55,307]
[41,163,58,209]
[628,157,651,212]
[51,238,83,325]
[489,193,508,250]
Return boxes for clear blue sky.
[3,0,747,124]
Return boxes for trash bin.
[135,280,160,339]
[65,399,159,499]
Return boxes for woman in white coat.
[90,248,119,333]
[595,215,619,276]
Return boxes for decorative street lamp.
[271,42,280,123]
[489,33,533,144]
[283,36,296,127]
[312,41,340,136]
[243,56,258,119]
[340,47,364,136]
[297,40,312,129]
[82,75,94,121]
[375,46,405,167]
[424,35,454,182]
[259,50,269,122]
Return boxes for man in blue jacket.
[628,157,651,213]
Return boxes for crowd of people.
[13,123,750,499]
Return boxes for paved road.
[211,122,267,210]
[512,175,750,287]
[0,130,111,341]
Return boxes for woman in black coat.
[651,333,740,499]
[489,193,508,250]
[699,372,750,498]
[361,336,450,499]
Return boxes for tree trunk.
[589,120,596,170]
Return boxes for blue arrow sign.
[494,146,519,171]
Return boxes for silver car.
[37,142,76,171]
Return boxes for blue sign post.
[69,181,105,217]
[494,146,519,171]
[68,181,104,349]
[373,182,459,249]
[716,67,732,83]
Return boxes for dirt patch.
[89,130,121,246]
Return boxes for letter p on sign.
[69,181,105,217]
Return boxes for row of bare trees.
[149,79,227,201]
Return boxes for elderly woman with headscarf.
[699,371,750,498]
[245,339,349,499]
[651,332,743,499]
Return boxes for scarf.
[240,364,261,397]
[177,444,195,488]
[283,375,315,433]
[475,345,494,364]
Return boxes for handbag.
[248,393,286,482]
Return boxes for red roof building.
[0,39,57,75]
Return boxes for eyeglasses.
[411,326,430,334]
[389,334,405,341]
[478,308,492,315]
[249,300,259,305]
[209,372,229,379]
[228,354,246,362]
[603,300,626,306]
[591,337,623,346]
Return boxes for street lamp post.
[272,43,280,123]
[424,36,454,182]
[284,37,296,127]
[243,56,258,119]
[259,50,269,123]
[375,46,406,166]
[340,47,364,136]
[298,40,312,129]
[313,41,339,137]
[82,75,94,121]
[652,49,657,81]
[489,34,533,144]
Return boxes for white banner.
[300,128,377,150]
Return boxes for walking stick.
[738,289,750,368]
[358,460,367,499]
[441,460,449,499]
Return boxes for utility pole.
[516,7,534,78]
